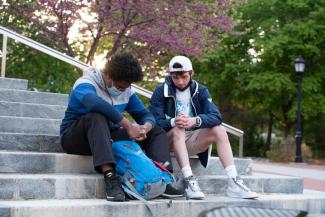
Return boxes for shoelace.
[188,177,201,192]
[233,178,250,192]
[106,176,123,190]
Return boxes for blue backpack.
[112,141,175,200]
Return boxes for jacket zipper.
[191,82,198,116]
[170,95,177,117]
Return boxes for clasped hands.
[126,122,151,141]
[174,112,196,129]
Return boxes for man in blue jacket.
[60,53,181,202]
[150,56,258,200]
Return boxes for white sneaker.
[184,176,205,200]
[226,176,258,199]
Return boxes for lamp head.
[295,56,305,75]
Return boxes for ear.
[190,70,195,76]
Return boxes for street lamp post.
[294,56,305,163]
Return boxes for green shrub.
[266,137,312,162]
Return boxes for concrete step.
[0,132,252,176]
[1,191,324,217]
[0,151,251,175]
[0,77,28,90]
[0,174,303,200]
[170,174,303,195]
[0,116,60,135]
[172,156,252,176]
[198,174,303,194]
[0,151,94,174]
[0,101,66,119]
[0,88,68,106]
[0,133,62,152]
[0,133,252,175]
[0,173,104,200]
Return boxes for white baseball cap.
[168,56,193,73]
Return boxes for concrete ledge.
[0,78,28,90]
[0,88,68,106]
[0,192,325,216]
[0,206,10,217]
[0,151,95,174]
[0,151,251,175]
[173,157,252,176]
[0,133,62,152]
[0,174,104,200]
[0,101,66,119]
[197,174,303,194]
[0,133,253,178]
[0,116,60,134]
[0,174,303,200]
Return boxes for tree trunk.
[86,26,103,64]
[105,28,127,60]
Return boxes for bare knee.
[212,125,228,140]
[167,127,185,148]
[168,127,185,140]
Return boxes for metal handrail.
[0,25,244,157]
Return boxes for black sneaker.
[104,171,125,201]
[161,184,184,198]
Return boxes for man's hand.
[119,117,141,140]
[135,122,152,141]
[174,112,186,128]
[126,124,143,140]
[183,117,196,128]
[174,112,196,129]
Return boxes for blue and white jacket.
[60,68,155,136]
[149,76,222,167]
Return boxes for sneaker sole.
[106,194,126,202]
[226,191,258,199]
[185,192,205,200]
[186,196,205,200]
[161,193,184,199]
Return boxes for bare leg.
[191,127,257,198]
[168,128,205,199]
[167,127,191,168]
[191,125,235,168]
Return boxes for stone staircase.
[0,77,324,217]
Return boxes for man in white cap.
[149,55,258,200]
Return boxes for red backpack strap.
[152,160,169,172]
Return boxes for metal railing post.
[239,135,244,158]
[1,34,8,77]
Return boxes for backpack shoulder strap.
[122,181,154,217]
[123,180,147,203]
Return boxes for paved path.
[252,161,325,192]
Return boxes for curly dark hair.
[103,52,143,83]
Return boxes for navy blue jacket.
[149,76,222,167]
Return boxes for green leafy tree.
[196,0,325,157]
[0,0,80,93]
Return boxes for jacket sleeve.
[197,88,222,128]
[125,93,156,127]
[74,83,124,123]
[149,86,173,130]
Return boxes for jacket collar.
[163,76,199,97]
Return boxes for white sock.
[225,165,238,179]
[181,166,193,178]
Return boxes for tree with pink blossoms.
[2,0,234,74]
